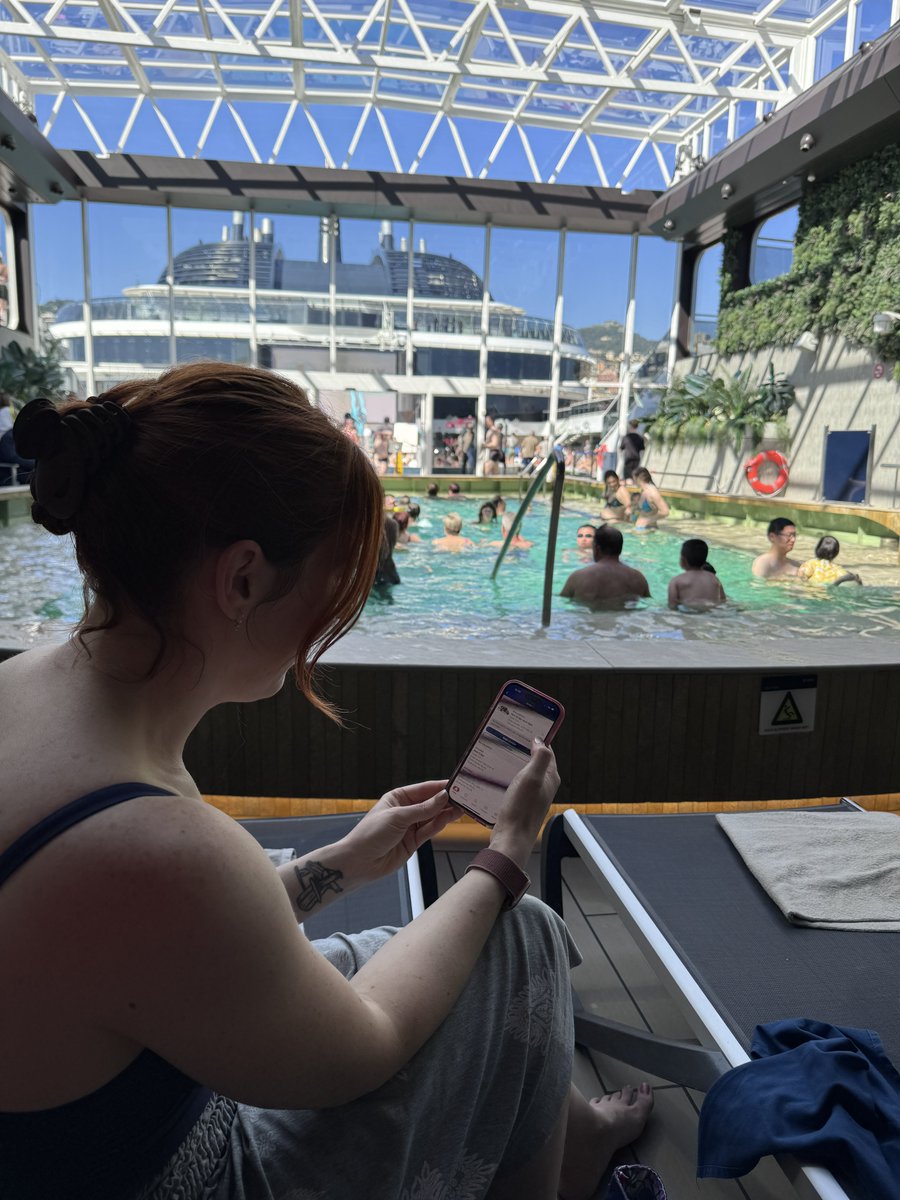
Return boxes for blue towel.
[697,1019,900,1200]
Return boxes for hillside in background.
[579,321,658,356]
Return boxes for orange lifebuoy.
[746,450,790,496]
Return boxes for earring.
[233,611,245,631]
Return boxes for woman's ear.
[213,540,273,623]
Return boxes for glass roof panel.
[526,96,593,117]
[13,58,56,79]
[677,35,742,62]
[588,22,652,52]
[774,0,836,14]
[633,59,695,85]
[602,107,657,127]
[456,90,519,111]
[0,0,857,186]
[695,0,771,11]
[134,47,214,66]
[378,76,444,100]
[305,73,371,93]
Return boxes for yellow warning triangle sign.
[772,691,803,726]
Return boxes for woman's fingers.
[387,779,449,807]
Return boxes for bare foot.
[558,1083,654,1200]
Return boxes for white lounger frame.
[560,808,855,1200]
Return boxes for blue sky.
[34,198,678,338]
[32,95,680,338]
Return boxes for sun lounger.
[240,812,437,940]
[540,801,900,1200]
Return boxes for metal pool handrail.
[491,447,567,628]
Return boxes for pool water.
[364,499,900,642]
[1,499,899,645]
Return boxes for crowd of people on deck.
[344,408,653,482]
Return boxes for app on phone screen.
[449,682,561,825]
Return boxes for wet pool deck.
[436,842,805,1200]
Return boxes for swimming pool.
[2,498,899,645]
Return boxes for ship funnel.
[379,220,394,251]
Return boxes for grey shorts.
[143,896,580,1200]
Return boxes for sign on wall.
[759,674,817,735]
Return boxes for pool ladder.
[490,448,566,628]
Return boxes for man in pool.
[560,524,650,609]
[752,517,801,579]
[668,539,726,610]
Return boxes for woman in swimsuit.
[0,363,651,1200]
[600,470,632,522]
[632,467,669,531]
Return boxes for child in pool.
[798,536,862,586]
[668,539,726,610]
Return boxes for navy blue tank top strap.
[0,782,175,887]
[0,781,219,1200]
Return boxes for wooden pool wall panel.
[180,660,900,807]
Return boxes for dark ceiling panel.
[57,150,658,234]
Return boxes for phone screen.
[448,680,563,827]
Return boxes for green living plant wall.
[717,143,900,378]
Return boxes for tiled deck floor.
[435,846,798,1200]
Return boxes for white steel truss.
[0,0,864,188]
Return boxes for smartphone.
[447,679,565,827]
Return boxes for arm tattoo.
[293,860,345,913]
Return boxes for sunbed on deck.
[541,801,899,1200]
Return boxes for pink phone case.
[447,679,565,827]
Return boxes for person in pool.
[798,535,862,586]
[599,471,632,522]
[574,524,596,560]
[492,494,507,516]
[631,468,669,531]
[374,515,402,586]
[752,517,800,579]
[668,539,726,610]
[394,510,421,546]
[488,512,533,550]
[560,524,650,609]
[474,501,498,527]
[426,483,438,498]
[433,511,475,551]
[0,364,653,1200]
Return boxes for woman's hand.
[489,740,560,869]
[337,780,458,887]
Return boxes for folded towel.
[264,847,297,867]
[716,811,900,931]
